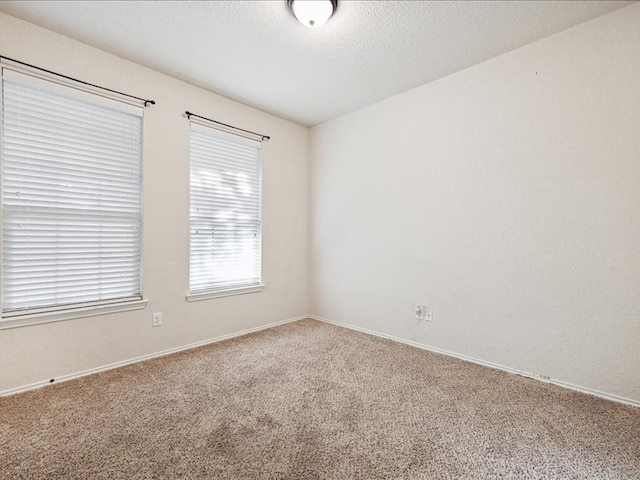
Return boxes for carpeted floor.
[1,319,639,479]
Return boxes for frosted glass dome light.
[287,0,337,28]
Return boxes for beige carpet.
[1,319,639,479]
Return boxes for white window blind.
[1,69,143,316]
[189,122,262,294]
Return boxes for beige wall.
[310,5,640,402]
[0,12,310,392]
[3,5,640,404]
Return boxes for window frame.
[0,64,148,329]
[186,119,265,302]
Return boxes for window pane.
[1,70,143,315]
[189,125,262,293]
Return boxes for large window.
[188,122,263,298]
[1,68,144,321]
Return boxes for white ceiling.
[0,0,634,127]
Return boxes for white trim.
[0,314,307,397]
[309,315,640,408]
[186,284,265,302]
[0,298,149,331]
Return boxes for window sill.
[0,298,149,330]
[186,284,265,302]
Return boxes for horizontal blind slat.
[2,69,143,314]
[189,123,262,292]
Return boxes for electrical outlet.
[415,305,433,322]
[152,312,162,327]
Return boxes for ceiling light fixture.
[287,0,337,29]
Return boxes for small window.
[1,69,144,319]
[188,122,263,298]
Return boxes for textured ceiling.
[0,1,635,127]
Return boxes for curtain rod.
[185,111,270,141]
[0,54,156,107]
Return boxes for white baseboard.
[6,313,638,408]
[310,315,640,408]
[0,315,307,397]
